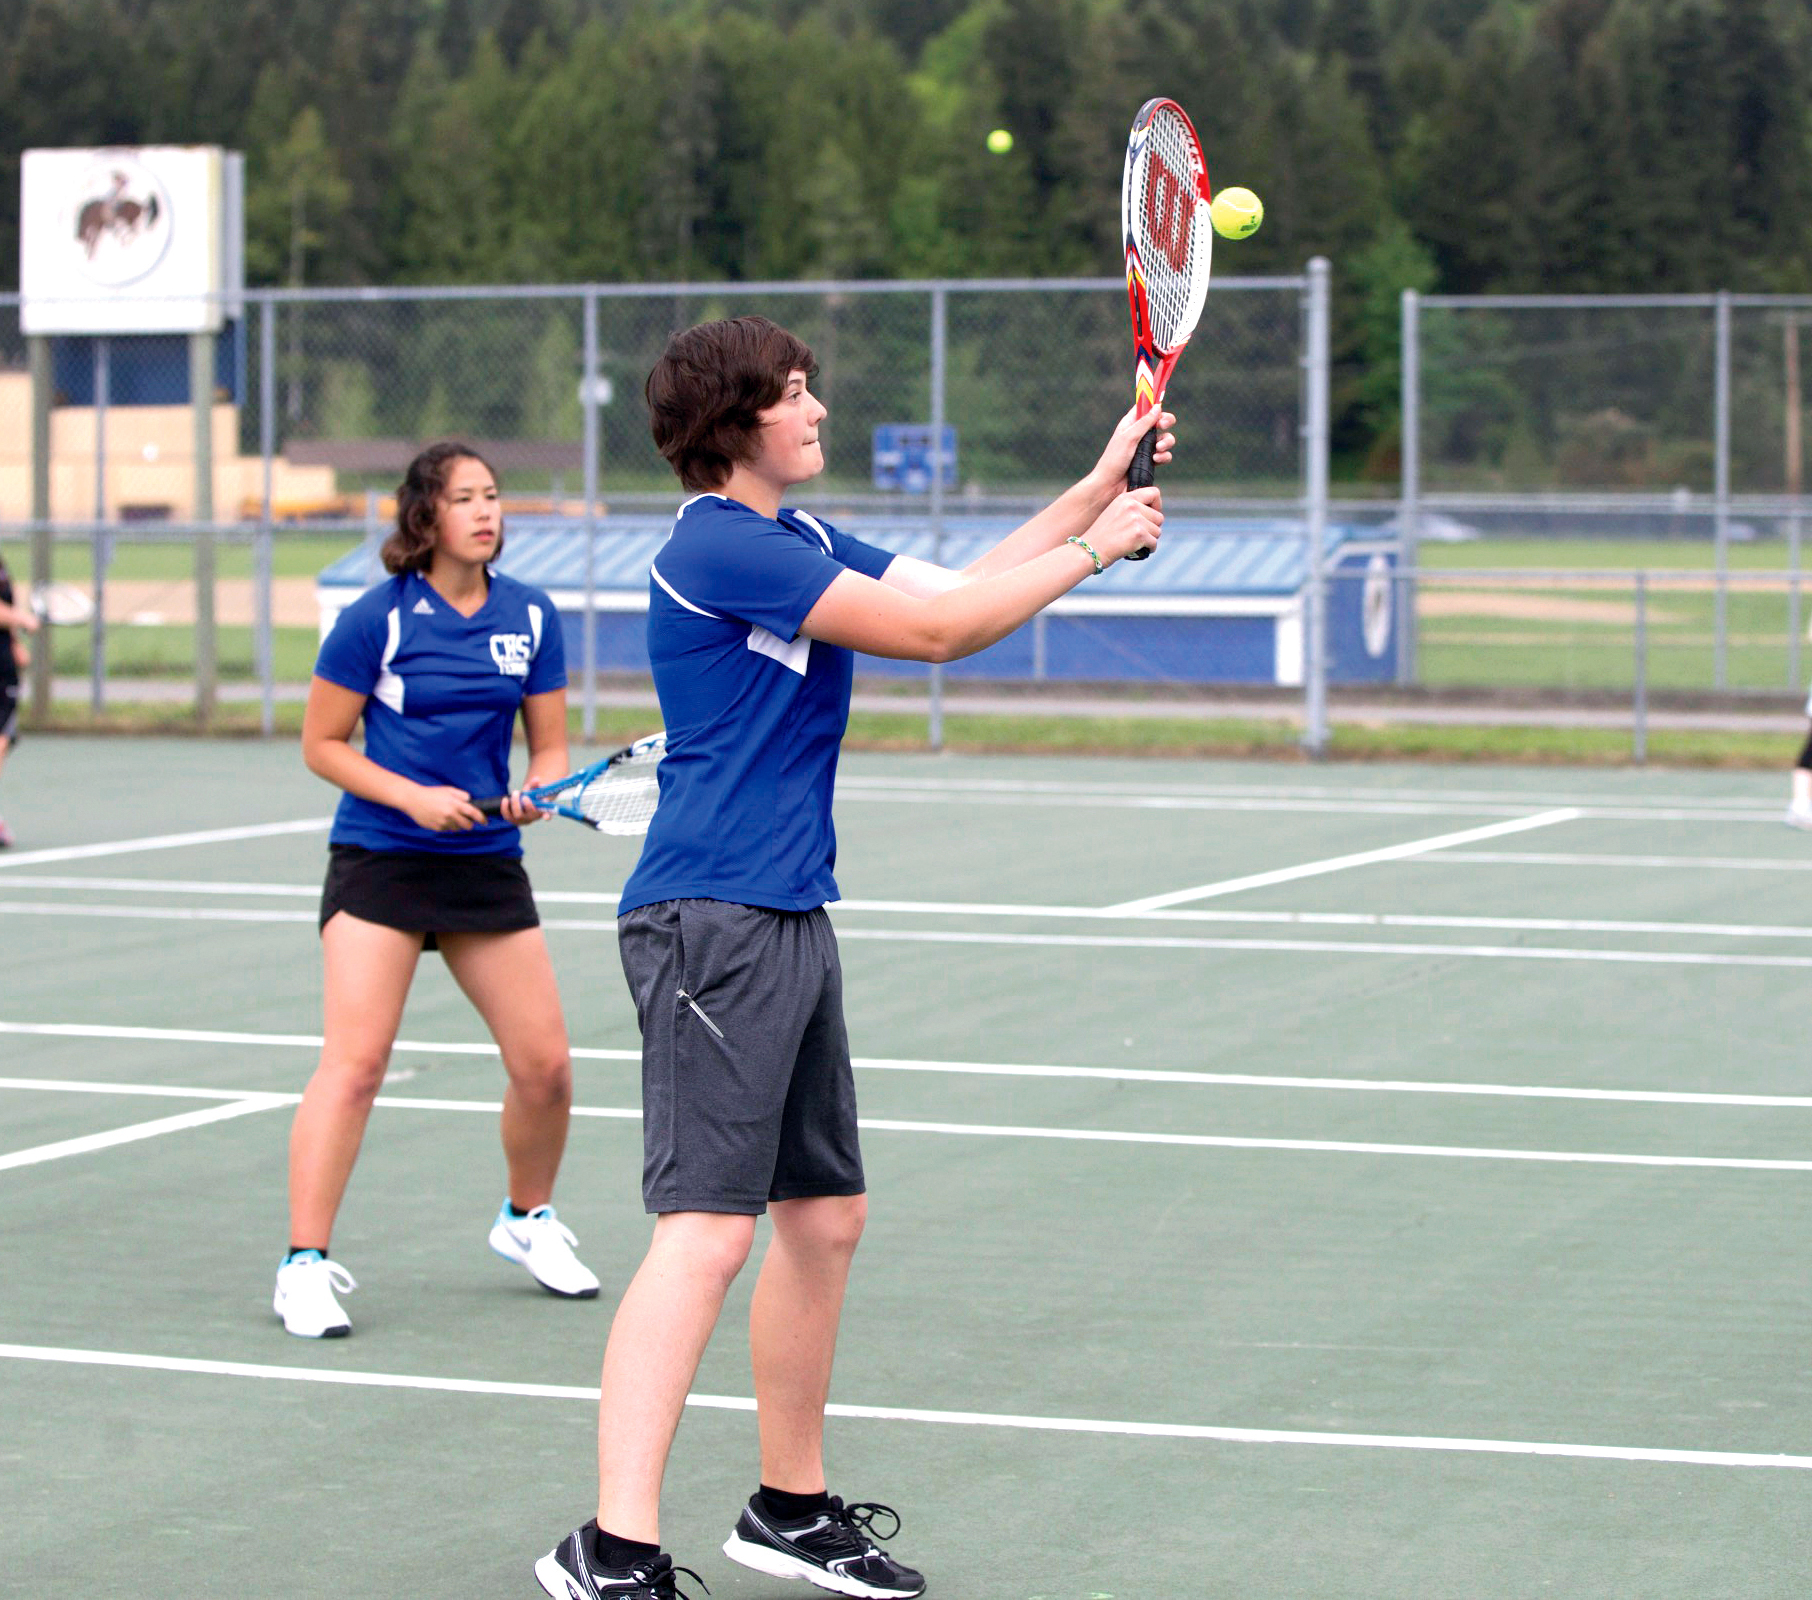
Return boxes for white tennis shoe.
[1785,802,1812,831]
[489,1203,601,1298]
[273,1252,356,1338]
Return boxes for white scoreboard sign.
[19,145,243,336]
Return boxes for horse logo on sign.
[65,154,172,286]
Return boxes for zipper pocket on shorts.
[676,989,724,1039]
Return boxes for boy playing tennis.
[536,315,1173,1600]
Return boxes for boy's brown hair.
[645,316,817,491]
[381,441,501,574]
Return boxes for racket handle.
[472,796,506,818]
[1127,428,1158,491]
[1122,430,1158,560]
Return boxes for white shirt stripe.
[650,562,724,619]
[791,510,835,553]
[373,607,404,712]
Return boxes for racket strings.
[1132,111,1207,347]
[572,750,663,836]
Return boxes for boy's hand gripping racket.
[475,731,665,836]
[1120,96,1213,556]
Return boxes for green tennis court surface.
[3,739,1809,1598]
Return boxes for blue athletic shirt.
[314,567,566,855]
[618,494,896,914]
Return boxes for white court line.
[26,900,1812,970]
[1108,809,1582,914]
[835,774,1774,811]
[835,778,1783,827]
[0,1075,275,1100]
[0,902,316,923]
[842,901,1812,941]
[0,1094,291,1172]
[20,877,1812,943]
[9,1027,1812,1109]
[850,1116,1812,1172]
[6,1073,1804,1172]
[1424,850,1812,872]
[832,927,1812,970]
[0,818,330,869]
[0,874,321,896]
[13,1093,1812,1168]
[0,1343,1803,1471]
[0,1022,639,1059]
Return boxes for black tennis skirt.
[320,844,540,950]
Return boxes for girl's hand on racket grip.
[407,785,487,832]
[1093,405,1176,488]
[1085,487,1163,564]
[499,790,546,825]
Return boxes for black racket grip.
[473,796,507,818]
[1122,429,1158,559]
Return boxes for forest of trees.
[3,0,1811,466]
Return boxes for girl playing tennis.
[536,317,1172,1599]
[276,441,599,1338]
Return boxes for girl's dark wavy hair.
[380,441,501,574]
[645,316,817,491]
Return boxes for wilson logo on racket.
[1143,152,1192,272]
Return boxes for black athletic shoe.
[534,1522,706,1600]
[723,1496,925,1598]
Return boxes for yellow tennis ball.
[1210,186,1264,240]
[986,128,1014,155]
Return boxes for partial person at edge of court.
[0,549,41,849]
[533,314,1175,1600]
[1787,696,1812,828]
[275,440,599,1339]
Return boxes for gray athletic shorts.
[616,898,865,1215]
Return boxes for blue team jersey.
[618,494,896,914]
[314,568,567,855]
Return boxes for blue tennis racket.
[476,732,665,836]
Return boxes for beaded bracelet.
[1066,534,1104,575]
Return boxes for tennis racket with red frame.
[1120,97,1213,555]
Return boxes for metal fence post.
[582,289,600,745]
[927,285,947,753]
[28,335,53,722]
[257,297,277,736]
[191,329,217,726]
[1788,311,1803,691]
[1398,288,1420,687]
[1633,570,1648,765]
[1302,258,1332,757]
[1713,289,1731,689]
[1791,510,1804,693]
[92,337,109,715]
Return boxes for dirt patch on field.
[1417,590,1682,625]
[41,577,323,629]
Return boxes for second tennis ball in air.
[986,128,1014,154]
[1210,186,1264,239]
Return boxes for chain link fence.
[1399,291,1812,716]
[1,273,1329,741]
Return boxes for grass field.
[8,530,1812,706]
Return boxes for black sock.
[284,1246,325,1262]
[592,1525,660,1571]
[506,1200,535,1218]
[758,1484,833,1522]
